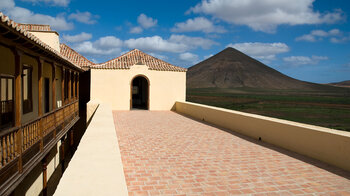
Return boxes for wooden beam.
[52,64,57,138]
[13,48,23,173]
[13,48,23,127]
[37,57,44,151]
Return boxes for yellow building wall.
[91,65,186,110]
[0,45,15,75]
[29,31,60,52]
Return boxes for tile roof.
[60,44,94,69]
[91,49,187,72]
[0,12,82,71]
[17,24,52,32]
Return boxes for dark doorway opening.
[131,76,148,110]
[44,78,50,113]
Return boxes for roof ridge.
[99,49,139,65]
[90,48,187,72]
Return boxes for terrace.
[55,102,350,195]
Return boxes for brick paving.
[113,111,350,196]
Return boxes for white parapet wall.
[54,102,128,196]
[175,101,350,172]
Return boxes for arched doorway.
[131,76,149,110]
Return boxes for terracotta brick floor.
[113,111,350,196]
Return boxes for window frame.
[0,74,15,129]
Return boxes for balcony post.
[52,64,56,110]
[13,49,22,129]
[37,57,44,151]
[13,48,23,173]
[52,64,57,138]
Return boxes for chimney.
[18,24,60,52]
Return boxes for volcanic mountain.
[187,47,323,89]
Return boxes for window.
[22,66,33,114]
[0,75,14,129]
[64,71,68,100]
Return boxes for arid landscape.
[187,48,350,131]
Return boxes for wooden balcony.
[0,100,79,196]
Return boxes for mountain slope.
[187,47,323,89]
[328,80,350,88]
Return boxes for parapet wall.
[175,101,350,172]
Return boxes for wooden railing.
[0,100,79,193]
[1,100,13,114]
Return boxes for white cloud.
[130,26,143,34]
[125,36,187,53]
[125,34,217,53]
[296,29,343,42]
[0,0,73,30]
[68,10,99,24]
[0,0,15,9]
[283,55,328,66]
[295,34,317,42]
[73,36,123,56]
[62,32,92,43]
[169,34,217,50]
[149,53,168,61]
[330,36,350,43]
[137,13,157,29]
[20,0,70,7]
[189,0,344,33]
[329,29,341,36]
[71,34,215,56]
[128,14,157,35]
[227,42,289,60]
[94,36,123,49]
[204,54,213,59]
[171,17,226,33]
[179,52,199,63]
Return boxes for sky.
[0,0,350,83]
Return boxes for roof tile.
[91,49,187,72]
[60,44,94,69]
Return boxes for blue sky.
[1,0,350,83]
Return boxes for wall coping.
[177,101,350,137]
